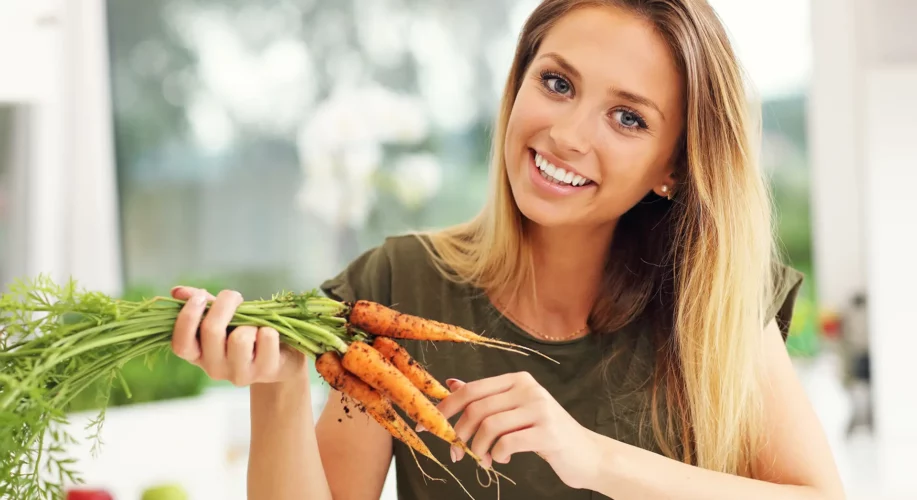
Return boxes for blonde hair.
[419,0,776,476]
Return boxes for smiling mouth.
[531,150,595,187]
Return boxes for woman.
[170,1,845,498]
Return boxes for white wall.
[810,0,917,495]
[0,0,122,296]
[862,66,917,494]
[0,2,55,104]
[807,0,865,312]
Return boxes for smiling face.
[504,5,685,229]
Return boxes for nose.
[549,104,595,156]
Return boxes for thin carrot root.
[456,330,559,364]
[372,337,451,400]
[405,445,445,485]
[488,468,516,486]
[341,342,489,468]
[348,300,558,364]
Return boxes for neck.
[497,221,616,339]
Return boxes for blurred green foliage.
[65,276,232,413]
[762,95,819,357]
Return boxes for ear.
[652,169,678,199]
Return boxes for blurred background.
[0,0,914,498]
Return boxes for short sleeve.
[766,264,805,341]
[319,243,393,306]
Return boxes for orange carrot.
[315,352,431,455]
[341,341,484,463]
[316,351,476,498]
[372,337,451,400]
[349,300,558,363]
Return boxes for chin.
[512,190,578,228]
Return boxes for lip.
[532,149,595,184]
[527,149,596,196]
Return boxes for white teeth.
[533,151,591,186]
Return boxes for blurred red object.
[820,311,842,339]
[66,489,114,500]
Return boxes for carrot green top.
[320,234,804,500]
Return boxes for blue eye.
[540,71,573,96]
[612,109,648,130]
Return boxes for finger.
[170,286,216,301]
[436,373,517,421]
[171,292,208,362]
[490,426,541,465]
[446,378,466,391]
[453,392,521,450]
[252,327,280,382]
[199,290,244,371]
[467,408,535,466]
[227,325,257,386]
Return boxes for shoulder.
[319,233,438,306]
[767,262,805,341]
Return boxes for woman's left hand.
[432,372,601,489]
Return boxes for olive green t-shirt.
[320,234,804,500]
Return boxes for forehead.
[536,6,682,106]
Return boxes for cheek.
[506,87,555,153]
[595,139,668,192]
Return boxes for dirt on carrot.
[340,341,485,463]
[315,351,479,498]
[372,337,451,400]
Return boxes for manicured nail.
[446,378,463,389]
[450,446,458,463]
[451,445,464,462]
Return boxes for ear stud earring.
[661,185,672,200]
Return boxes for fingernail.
[446,378,463,389]
[450,446,458,463]
[415,424,426,433]
[170,286,181,294]
[192,294,206,306]
[451,445,464,462]
[481,454,492,469]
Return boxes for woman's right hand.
[169,286,309,386]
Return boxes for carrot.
[348,300,558,364]
[340,341,485,464]
[315,355,435,465]
[372,337,451,400]
[315,352,476,498]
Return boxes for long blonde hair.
[420,0,776,476]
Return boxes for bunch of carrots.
[0,275,552,499]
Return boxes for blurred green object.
[141,484,188,500]
[64,347,209,413]
[784,264,821,358]
[65,283,216,413]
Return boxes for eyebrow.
[536,52,666,121]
